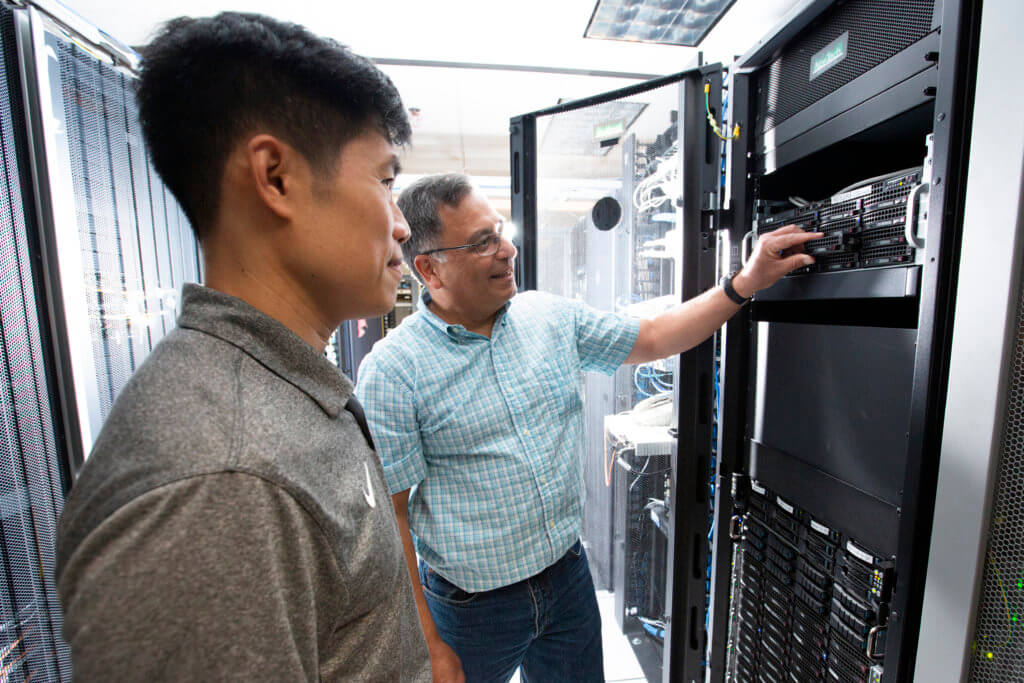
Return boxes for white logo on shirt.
[363,462,377,509]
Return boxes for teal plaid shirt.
[356,291,640,592]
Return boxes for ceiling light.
[584,0,738,47]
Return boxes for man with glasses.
[356,172,818,682]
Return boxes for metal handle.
[866,624,887,660]
[729,515,743,541]
[741,230,755,267]
[904,182,929,249]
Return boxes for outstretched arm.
[625,225,821,364]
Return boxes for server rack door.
[705,67,754,683]
[17,7,201,473]
[713,1,982,682]
[0,5,72,681]
[510,63,724,683]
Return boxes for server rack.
[16,3,200,474]
[712,0,981,682]
[512,1,984,681]
[0,4,70,680]
[0,4,201,681]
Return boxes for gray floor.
[509,589,646,683]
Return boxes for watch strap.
[720,272,750,305]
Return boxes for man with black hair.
[55,13,430,681]
[357,173,819,682]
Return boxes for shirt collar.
[417,291,512,340]
[175,283,352,417]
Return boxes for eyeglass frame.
[419,220,509,258]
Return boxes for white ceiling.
[64,0,803,180]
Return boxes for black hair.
[136,12,411,237]
[396,173,475,279]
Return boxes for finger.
[781,242,810,256]
[764,230,824,251]
[780,252,815,272]
[763,224,803,237]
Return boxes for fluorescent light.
[584,0,738,47]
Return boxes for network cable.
[704,82,741,141]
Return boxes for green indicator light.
[1017,579,1022,590]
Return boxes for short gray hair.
[397,173,475,275]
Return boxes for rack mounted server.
[755,168,926,276]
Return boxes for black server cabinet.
[0,4,202,681]
[710,1,982,682]
[15,3,201,478]
[512,64,726,682]
[0,5,71,681]
[511,1,981,681]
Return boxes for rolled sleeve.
[570,299,641,375]
[355,353,427,494]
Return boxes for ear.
[246,134,306,220]
[414,253,444,290]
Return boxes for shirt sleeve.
[568,297,641,375]
[57,473,338,682]
[355,351,427,494]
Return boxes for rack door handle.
[741,230,755,266]
[866,624,887,660]
[904,182,929,249]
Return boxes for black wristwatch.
[720,272,751,306]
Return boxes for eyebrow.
[467,225,498,243]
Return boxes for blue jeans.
[418,540,604,682]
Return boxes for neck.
[202,239,332,352]
[426,295,502,337]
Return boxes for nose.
[497,233,518,260]
[392,199,410,244]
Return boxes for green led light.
[1017,579,1022,590]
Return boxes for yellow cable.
[989,553,1013,648]
[704,81,740,141]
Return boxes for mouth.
[387,255,404,272]
[490,268,514,282]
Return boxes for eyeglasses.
[420,220,508,258]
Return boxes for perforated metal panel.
[756,0,935,134]
[54,38,197,424]
[0,5,71,681]
[966,275,1024,681]
[625,451,670,617]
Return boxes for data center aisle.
[509,590,645,683]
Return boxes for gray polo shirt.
[56,284,430,682]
